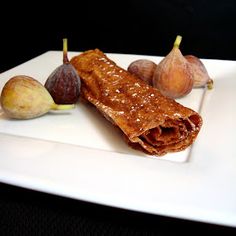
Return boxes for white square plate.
[0,51,236,227]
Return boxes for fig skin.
[45,63,81,104]
[45,38,81,104]
[127,59,157,86]
[185,55,213,88]
[0,75,74,119]
[152,35,194,99]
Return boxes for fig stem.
[173,35,182,49]
[63,38,69,64]
[207,79,214,90]
[51,103,75,110]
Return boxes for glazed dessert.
[70,49,202,156]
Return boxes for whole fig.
[127,59,156,85]
[0,75,74,119]
[153,35,194,99]
[45,38,81,104]
[185,55,213,89]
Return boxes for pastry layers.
[70,49,202,156]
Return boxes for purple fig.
[45,38,81,104]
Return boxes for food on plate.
[127,59,156,86]
[127,36,213,96]
[0,75,75,119]
[45,38,81,104]
[70,49,202,156]
[152,35,194,99]
[185,55,213,89]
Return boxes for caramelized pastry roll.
[70,49,202,156]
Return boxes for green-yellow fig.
[0,75,74,119]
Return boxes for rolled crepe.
[70,49,202,156]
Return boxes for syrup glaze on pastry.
[70,49,202,156]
